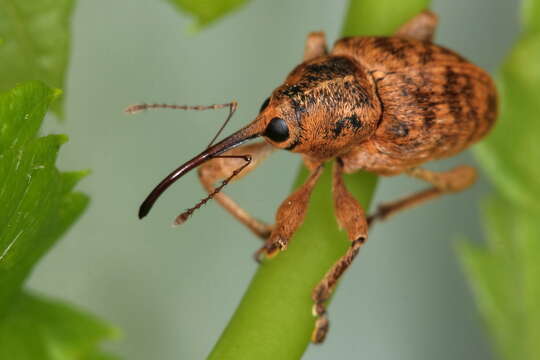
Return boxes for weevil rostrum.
[127,11,497,343]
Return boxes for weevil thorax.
[257,56,382,161]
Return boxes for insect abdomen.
[332,36,497,170]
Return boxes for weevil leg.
[197,141,275,240]
[255,164,324,260]
[310,160,368,343]
[304,32,328,61]
[368,165,477,226]
[395,10,438,42]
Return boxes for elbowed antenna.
[138,123,261,219]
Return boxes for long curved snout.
[138,123,261,219]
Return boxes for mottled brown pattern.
[331,36,496,175]
[267,55,382,159]
[255,32,497,176]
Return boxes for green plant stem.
[208,1,430,359]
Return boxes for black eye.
[264,117,289,142]
[259,97,270,113]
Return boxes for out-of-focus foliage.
[0,82,118,359]
[522,0,540,34]
[0,0,74,117]
[459,1,540,359]
[166,0,250,28]
[0,292,119,360]
[342,0,430,36]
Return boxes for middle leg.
[303,31,328,61]
[311,160,368,343]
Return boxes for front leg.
[256,165,323,260]
[197,141,275,239]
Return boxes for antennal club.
[174,154,252,225]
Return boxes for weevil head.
[257,55,382,161]
[139,56,383,219]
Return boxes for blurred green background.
[29,0,520,359]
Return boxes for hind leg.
[368,165,477,226]
[395,10,438,41]
[303,32,328,61]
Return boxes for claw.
[252,242,280,263]
[311,314,329,344]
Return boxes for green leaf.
[0,80,60,150]
[208,1,430,358]
[522,0,540,34]
[475,32,540,211]
[0,82,87,312]
[0,81,117,358]
[0,0,75,118]
[166,0,250,28]
[460,1,540,359]
[458,197,540,360]
[0,291,119,360]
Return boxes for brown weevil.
[127,11,497,343]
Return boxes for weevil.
[127,11,497,343]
